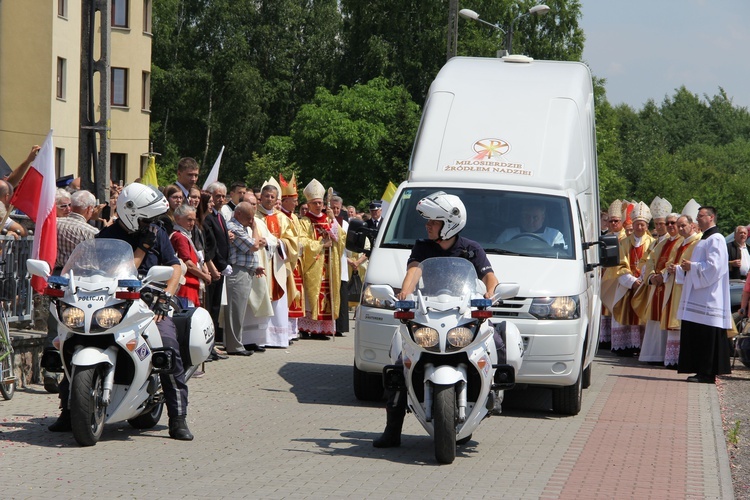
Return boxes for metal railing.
[0,235,34,323]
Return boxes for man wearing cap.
[365,201,383,230]
[298,179,346,339]
[677,206,732,383]
[635,201,681,364]
[610,201,654,356]
[600,200,627,348]
[248,179,297,348]
[279,174,305,343]
[662,204,702,368]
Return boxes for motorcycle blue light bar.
[395,300,416,310]
[470,299,492,308]
[118,279,142,288]
[48,275,69,286]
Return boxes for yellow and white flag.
[380,181,398,216]
[141,155,159,188]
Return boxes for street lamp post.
[459,4,550,57]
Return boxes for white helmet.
[117,183,168,232]
[416,191,467,240]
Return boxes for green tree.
[286,77,421,205]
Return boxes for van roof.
[409,57,596,192]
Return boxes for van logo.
[473,139,510,159]
[441,138,530,176]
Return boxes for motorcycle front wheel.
[70,365,107,446]
[128,402,164,429]
[433,384,457,464]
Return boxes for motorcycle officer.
[49,183,194,441]
[373,191,499,448]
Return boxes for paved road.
[1,324,733,499]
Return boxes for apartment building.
[0,0,153,183]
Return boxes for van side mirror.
[345,219,378,256]
[583,233,620,271]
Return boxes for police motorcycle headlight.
[60,305,86,330]
[90,302,130,332]
[412,326,440,349]
[360,283,396,310]
[93,307,124,330]
[529,295,580,320]
[447,326,475,349]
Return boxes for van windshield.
[380,187,575,260]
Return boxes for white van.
[348,56,618,415]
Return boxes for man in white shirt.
[677,206,732,383]
[727,225,750,280]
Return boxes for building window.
[143,0,152,34]
[141,71,151,111]
[112,67,128,107]
[55,148,65,177]
[112,0,129,28]
[56,58,66,99]
[58,0,68,18]
[111,153,127,184]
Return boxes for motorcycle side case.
[172,307,215,367]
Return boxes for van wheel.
[582,363,592,389]
[353,363,384,401]
[552,361,583,416]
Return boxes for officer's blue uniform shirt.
[407,236,493,279]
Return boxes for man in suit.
[365,200,383,230]
[204,182,231,351]
[727,225,750,280]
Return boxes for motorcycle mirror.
[143,265,176,284]
[367,284,396,303]
[493,283,520,301]
[26,259,51,279]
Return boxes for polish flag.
[11,130,57,293]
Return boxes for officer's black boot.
[169,416,194,441]
[373,390,406,448]
[48,409,72,432]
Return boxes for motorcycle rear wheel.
[433,384,457,464]
[70,365,107,446]
[128,402,164,429]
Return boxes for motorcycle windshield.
[61,238,138,280]
[416,257,478,297]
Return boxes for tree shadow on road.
[0,415,173,448]
[277,362,383,407]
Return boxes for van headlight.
[60,305,86,329]
[361,283,396,310]
[529,296,580,319]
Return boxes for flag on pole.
[202,145,225,190]
[141,154,159,188]
[10,130,57,293]
[380,181,398,217]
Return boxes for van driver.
[496,202,566,247]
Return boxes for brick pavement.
[0,322,733,499]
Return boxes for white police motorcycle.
[28,238,213,446]
[369,257,523,464]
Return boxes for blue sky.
[579,0,750,110]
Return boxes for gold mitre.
[607,199,623,218]
[262,176,282,194]
[649,196,672,220]
[280,173,298,198]
[303,178,325,201]
[631,201,652,223]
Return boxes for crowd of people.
[599,197,734,383]
[0,148,381,440]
